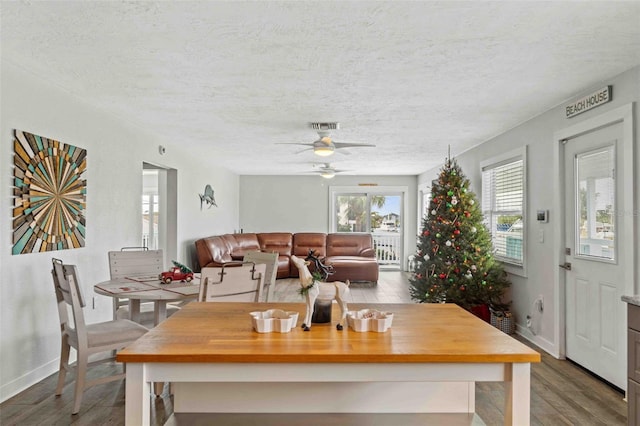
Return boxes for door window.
[575,145,615,261]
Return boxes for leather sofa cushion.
[195,236,233,267]
[292,233,327,257]
[291,233,327,278]
[257,233,293,278]
[324,256,379,283]
[231,233,261,259]
[326,233,375,258]
[257,233,293,255]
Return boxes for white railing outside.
[372,232,402,267]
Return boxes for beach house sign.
[565,86,612,118]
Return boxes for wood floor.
[1,271,627,425]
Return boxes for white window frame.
[481,146,527,277]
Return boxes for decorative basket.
[490,309,515,335]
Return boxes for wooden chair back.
[52,258,87,348]
[243,251,278,301]
[107,248,163,319]
[108,248,163,279]
[199,263,266,302]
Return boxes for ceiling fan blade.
[275,142,314,147]
[295,147,314,154]
[332,142,376,149]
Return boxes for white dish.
[250,309,299,333]
[347,309,394,332]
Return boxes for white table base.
[125,362,530,425]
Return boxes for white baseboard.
[515,324,560,358]
[0,358,59,403]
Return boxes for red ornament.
[456,246,461,251]
[459,285,466,291]
[423,230,430,236]
[453,229,461,235]
[455,268,460,274]
[438,273,446,279]
[464,211,471,218]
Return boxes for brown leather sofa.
[195,232,378,283]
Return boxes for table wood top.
[117,302,540,364]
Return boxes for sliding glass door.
[331,188,404,269]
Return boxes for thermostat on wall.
[536,210,549,223]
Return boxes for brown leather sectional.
[195,232,379,283]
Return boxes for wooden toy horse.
[305,249,334,280]
[290,255,349,331]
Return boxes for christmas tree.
[409,158,510,312]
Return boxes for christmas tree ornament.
[469,200,475,205]
[423,254,430,261]
[438,273,446,279]
[436,233,441,238]
[431,209,437,215]
[453,229,461,235]
[471,227,477,233]
[445,240,452,246]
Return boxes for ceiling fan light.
[314,145,335,156]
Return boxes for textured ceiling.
[2,1,640,176]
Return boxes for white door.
[563,121,626,389]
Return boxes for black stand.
[311,299,332,323]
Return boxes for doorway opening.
[142,163,178,266]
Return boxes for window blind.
[482,159,524,265]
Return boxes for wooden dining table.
[94,276,200,326]
[117,301,540,425]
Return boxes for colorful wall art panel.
[12,130,87,254]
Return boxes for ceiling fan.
[310,163,351,179]
[280,122,376,157]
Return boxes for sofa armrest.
[359,247,376,258]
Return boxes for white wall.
[239,175,418,267]
[418,66,640,357]
[0,61,240,400]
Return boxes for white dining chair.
[243,251,278,301]
[108,248,180,326]
[51,258,148,415]
[199,262,266,302]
